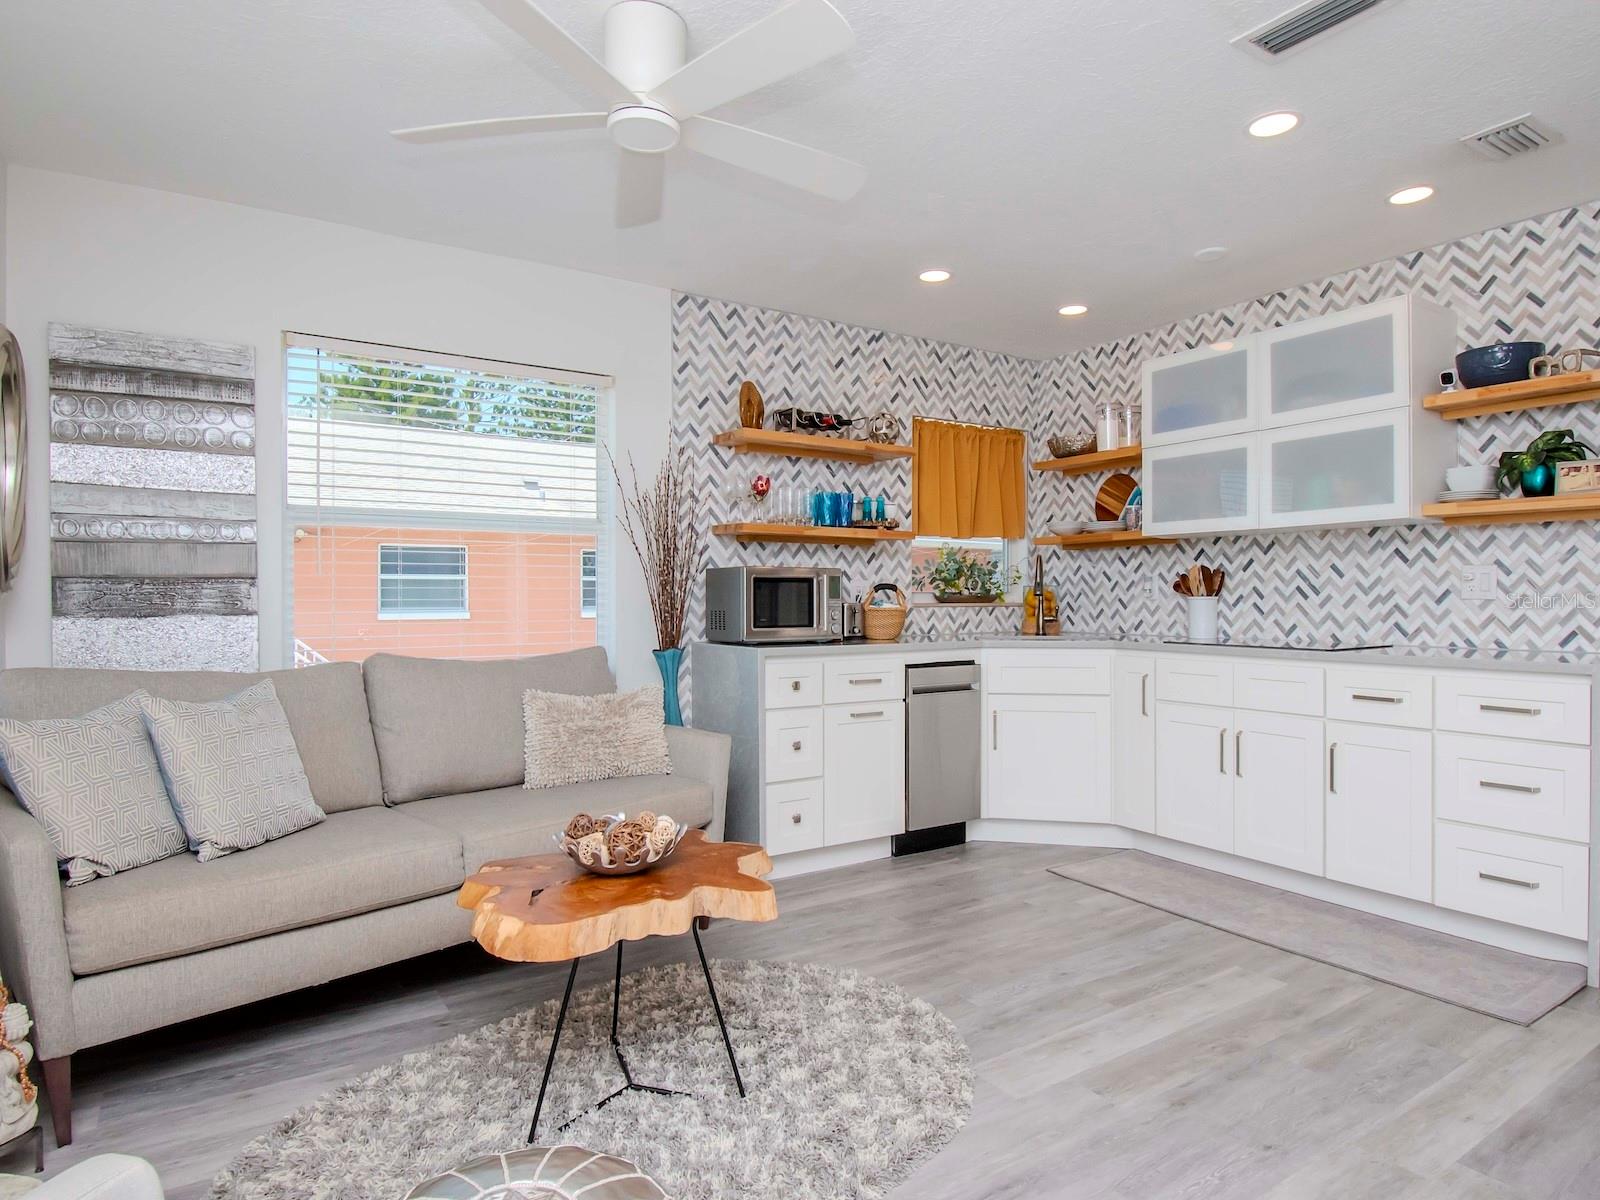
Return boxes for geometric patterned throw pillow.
[137,681,325,862]
[0,692,189,884]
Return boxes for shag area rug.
[213,959,972,1200]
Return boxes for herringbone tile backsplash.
[674,199,1600,656]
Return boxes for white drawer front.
[1157,657,1234,707]
[1435,822,1589,939]
[764,659,824,710]
[1434,672,1591,746]
[1435,733,1590,843]
[1326,666,1433,729]
[763,707,823,782]
[984,650,1111,695]
[764,779,825,855]
[1234,661,1324,717]
[823,657,905,705]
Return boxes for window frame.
[580,548,597,619]
[907,535,1024,606]
[375,542,471,621]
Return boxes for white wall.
[3,166,673,687]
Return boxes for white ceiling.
[3,0,1599,359]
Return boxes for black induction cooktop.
[1162,638,1393,652]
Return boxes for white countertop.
[695,632,1600,676]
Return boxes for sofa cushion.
[60,806,465,975]
[365,649,616,805]
[0,662,383,814]
[405,775,713,871]
[138,681,324,862]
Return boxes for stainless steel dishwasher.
[893,661,981,857]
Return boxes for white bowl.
[1050,522,1086,536]
[1446,464,1496,492]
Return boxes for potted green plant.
[911,546,1020,603]
[1497,429,1594,498]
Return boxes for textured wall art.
[674,197,1600,659]
[48,324,258,670]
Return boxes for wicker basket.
[862,584,908,642]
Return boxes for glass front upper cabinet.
[1258,296,1411,428]
[1259,411,1408,528]
[1141,341,1255,447]
[1142,434,1259,536]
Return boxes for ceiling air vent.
[1461,115,1559,161]
[1235,0,1392,59]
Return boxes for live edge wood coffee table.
[457,831,777,1141]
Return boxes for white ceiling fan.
[393,0,867,226]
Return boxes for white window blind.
[285,334,611,664]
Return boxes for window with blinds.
[284,334,610,665]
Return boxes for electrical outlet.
[1141,578,1156,598]
[1461,563,1497,601]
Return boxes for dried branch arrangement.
[607,444,705,650]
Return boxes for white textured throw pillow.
[0,693,187,884]
[138,681,325,861]
[523,686,672,789]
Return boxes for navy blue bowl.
[1455,341,1545,389]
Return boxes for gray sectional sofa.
[0,647,730,1146]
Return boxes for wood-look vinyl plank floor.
[31,842,1600,1200]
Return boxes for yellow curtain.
[912,418,1027,539]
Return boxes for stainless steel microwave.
[704,566,843,644]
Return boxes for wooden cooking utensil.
[1212,569,1225,596]
[1094,472,1138,521]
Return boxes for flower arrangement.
[911,546,1019,602]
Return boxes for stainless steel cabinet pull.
[1479,779,1543,794]
[1218,728,1226,774]
[791,813,803,825]
[849,677,883,686]
[1140,674,1149,718]
[1352,693,1402,704]
[1478,871,1540,890]
[992,711,999,750]
[1480,703,1542,716]
[1328,743,1337,793]
[791,740,802,752]
[1235,730,1243,777]
[790,680,802,692]
[850,710,884,719]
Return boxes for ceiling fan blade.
[616,151,666,227]
[392,113,608,143]
[681,117,865,200]
[477,0,637,107]
[647,0,853,119]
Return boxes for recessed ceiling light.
[1194,246,1229,263]
[1211,340,1236,352]
[1248,111,1299,138]
[1058,304,1089,317]
[1388,185,1435,206]
[918,269,951,283]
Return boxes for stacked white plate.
[1437,489,1498,502]
[1084,519,1125,532]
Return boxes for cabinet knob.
[791,813,802,825]
[790,680,802,692]
[792,740,802,752]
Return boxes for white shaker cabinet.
[1324,722,1433,902]
[986,695,1111,823]
[1112,655,1156,833]
[823,702,905,846]
[1155,702,1235,853]
[1231,710,1325,875]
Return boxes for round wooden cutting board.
[1094,471,1137,520]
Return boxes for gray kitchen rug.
[1048,851,1586,1024]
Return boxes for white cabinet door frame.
[1142,340,1259,447]
[1258,409,1410,530]
[985,694,1111,823]
[1143,432,1261,537]
[1256,296,1411,429]
[823,703,906,845]
[1232,710,1325,875]
[1112,655,1157,833]
[1155,701,1235,852]
[1325,721,1433,902]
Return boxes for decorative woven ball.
[563,813,598,840]
[406,1148,667,1200]
[574,832,606,866]
[634,810,657,830]
[647,815,677,855]
[607,820,649,864]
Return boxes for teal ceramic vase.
[653,647,684,726]
[1520,462,1555,498]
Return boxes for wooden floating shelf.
[712,522,917,546]
[1423,370,1600,421]
[1032,444,1143,475]
[1421,494,1600,526]
[712,428,915,462]
[1035,530,1175,550]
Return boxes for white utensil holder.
[1185,595,1219,643]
